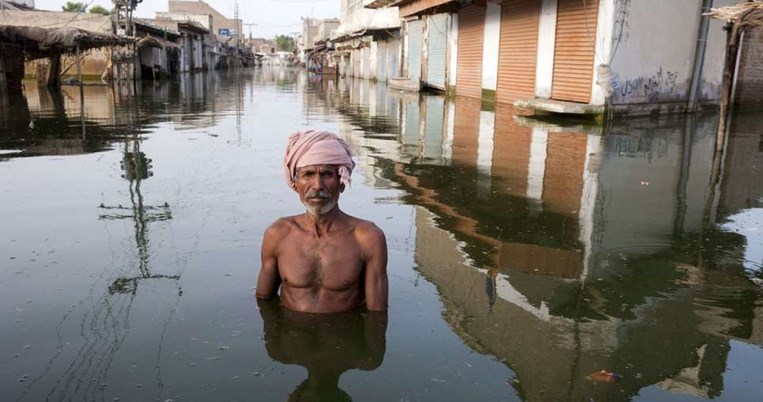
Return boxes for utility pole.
[244,23,257,41]
[112,0,141,36]
[234,0,240,48]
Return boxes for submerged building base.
[514,98,605,116]
[389,78,421,92]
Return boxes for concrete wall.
[337,0,400,36]
[0,10,110,32]
[700,0,738,102]
[608,0,701,105]
[605,0,732,107]
[167,0,241,43]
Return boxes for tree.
[61,1,87,12]
[275,35,295,53]
[89,5,111,15]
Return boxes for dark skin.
[256,164,388,313]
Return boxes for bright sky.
[33,0,340,38]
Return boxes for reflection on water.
[258,299,386,402]
[1,69,762,401]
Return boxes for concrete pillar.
[448,13,459,89]
[481,2,502,92]
[535,0,558,98]
[590,0,615,105]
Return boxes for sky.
[33,0,341,38]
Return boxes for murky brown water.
[1,69,762,401]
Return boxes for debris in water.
[586,370,622,383]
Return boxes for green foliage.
[61,1,87,12]
[275,35,295,53]
[88,5,111,15]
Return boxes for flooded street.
[2,69,763,401]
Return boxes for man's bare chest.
[277,234,363,289]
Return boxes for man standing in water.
[256,130,388,313]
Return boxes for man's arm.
[361,223,388,311]
[256,223,283,299]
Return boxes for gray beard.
[303,199,337,216]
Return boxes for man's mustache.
[306,190,331,199]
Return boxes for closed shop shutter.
[352,49,360,77]
[389,38,400,79]
[361,46,370,79]
[457,5,485,99]
[496,0,541,104]
[407,20,422,82]
[551,0,599,103]
[426,14,448,90]
[377,40,388,82]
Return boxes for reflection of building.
[321,78,763,400]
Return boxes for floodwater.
[1,69,762,402]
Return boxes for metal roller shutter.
[496,0,541,104]
[389,38,400,79]
[457,5,485,99]
[407,20,422,82]
[377,40,388,82]
[426,14,448,90]
[551,0,599,103]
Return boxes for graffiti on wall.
[612,67,679,101]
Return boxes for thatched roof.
[0,25,133,58]
[706,0,763,27]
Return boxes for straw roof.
[706,0,763,27]
[0,25,133,58]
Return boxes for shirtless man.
[255,130,388,313]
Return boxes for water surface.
[1,69,762,401]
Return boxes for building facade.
[364,0,741,116]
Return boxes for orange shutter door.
[456,5,485,99]
[551,0,599,103]
[496,0,541,104]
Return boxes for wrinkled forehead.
[295,164,339,174]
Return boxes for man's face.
[294,164,343,216]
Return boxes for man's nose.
[310,175,325,189]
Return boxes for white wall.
[590,0,615,105]
[607,0,703,104]
[481,2,501,92]
[699,0,737,101]
[535,0,558,99]
[336,0,400,37]
[448,13,459,88]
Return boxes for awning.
[137,35,180,49]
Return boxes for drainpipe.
[687,0,713,113]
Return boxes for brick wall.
[735,27,763,105]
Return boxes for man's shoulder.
[265,216,300,238]
[349,217,385,241]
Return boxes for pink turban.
[284,130,356,189]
